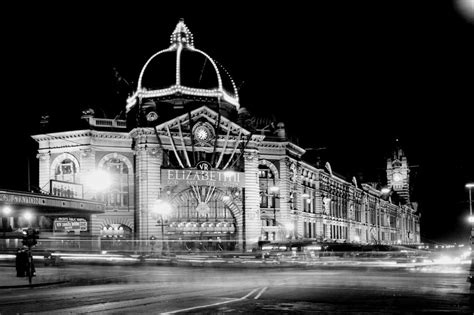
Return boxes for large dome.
[126,19,240,112]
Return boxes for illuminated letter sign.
[161,169,245,187]
[53,217,88,232]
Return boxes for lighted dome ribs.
[126,19,240,115]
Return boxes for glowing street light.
[23,211,32,221]
[268,186,280,230]
[285,222,294,238]
[2,206,12,216]
[268,186,280,194]
[152,199,173,217]
[22,211,33,228]
[152,199,173,255]
[84,170,112,192]
[381,187,391,194]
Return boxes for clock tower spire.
[387,139,410,204]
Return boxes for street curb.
[0,280,68,289]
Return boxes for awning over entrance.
[0,189,105,215]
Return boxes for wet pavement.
[0,263,472,313]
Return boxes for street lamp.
[152,199,173,255]
[84,170,112,194]
[269,186,279,240]
[285,222,294,252]
[466,183,474,282]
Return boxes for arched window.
[259,165,278,211]
[55,158,78,183]
[101,157,130,207]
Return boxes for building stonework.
[31,20,420,250]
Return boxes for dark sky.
[1,2,473,244]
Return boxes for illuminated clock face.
[393,173,403,182]
[194,126,210,142]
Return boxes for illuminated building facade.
[32,20,420,250]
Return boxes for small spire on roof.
[170,18,194,47]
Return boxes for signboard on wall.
[161,169,245,188]
[50,180,83,199]
[53,217,87,232]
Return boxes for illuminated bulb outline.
[131,19,239,111]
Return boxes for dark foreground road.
[0,264,472,314]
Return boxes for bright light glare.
[456,0,474,23]
[466,183,474,188]
[23,211,33,221]
[461,251,471,259]
[354,236,360,242]
[434,255,461,265]
[381,188,391,194]
[153,199,173,216]
[269,186,280,194]
[2,206,12,215]
[84,170,112,192]
[468,215,474,223]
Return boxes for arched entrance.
[166,186,242,252]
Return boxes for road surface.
[0,264,472,313]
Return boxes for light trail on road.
[0,264,471,314]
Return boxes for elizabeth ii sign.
[161,169,245,188]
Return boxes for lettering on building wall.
[0,194,44,205]
[53,217,88,232]
[161,169,245,188]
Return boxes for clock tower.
[387,139,410,204]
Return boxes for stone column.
[135,145,162,241]
[295,164,304,240]
[37,152,51,193]
[80,148,95,200]
[243,151,260,251]
[279,158,293,241]
[314,172,324,241]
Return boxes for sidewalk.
[0,265,68,289]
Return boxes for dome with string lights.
[126,19,240,113]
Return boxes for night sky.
[1,2,473,244]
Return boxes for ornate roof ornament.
[170,19,194,47]
[126,19,240,113]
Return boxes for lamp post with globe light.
[466,183,474,282]
[83,170,112,198]
[23,211,33,228]
[83,170,112,250]
[269,186,280,234]
[152,199,173,255]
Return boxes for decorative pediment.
[154,106,251,139]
